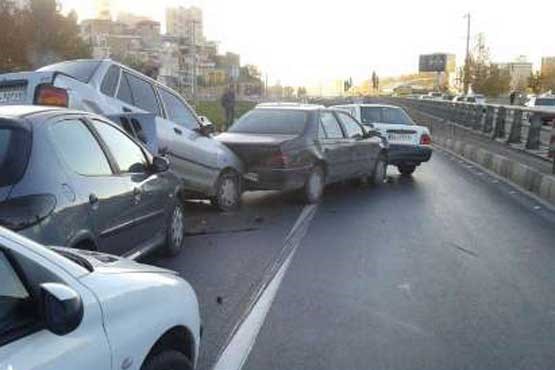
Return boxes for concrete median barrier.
[433,134,555,206]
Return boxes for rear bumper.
[243,166,311,191]
[388,145,432,165]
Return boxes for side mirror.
[200,122,215,136]
[152,155,170,173]
[363,125,379,138]
[40,283,83,336]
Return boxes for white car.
[526,95,555,111]
[332,104,432,175]
[0,227,201,370]
[0,59,244,211]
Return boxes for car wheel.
[398,164,416,176]
[303,166,325,204]
[371,155,387,185]
[165,203,185,257]
[141,350,192,370]
[212,171,242,212]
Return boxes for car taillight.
[35,85,69,107]
[266,152,289,168]
[420,134,431,145]
[0,194,56,231]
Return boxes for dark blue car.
[0,106,185,259]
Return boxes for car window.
[337,112,364,138]
[91,120,148,173]
[319,111,344,139]
[382,107,414,125]
[51,119,112,176]
[360,107,382,124]
[535,98,555,106]
[229,109,308,135]
[38,60,101,83]
[0,125,31,187]
[0,250,32,339]
[158,89,199,130]
[125,73,160,115]
[116,72,134,106]
[100,65,120,97]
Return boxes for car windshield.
[229,109,308,135]
[0,125,31,187]
[38,60,101,83]
[360,107,413,125]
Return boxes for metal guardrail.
[389,98,555,174]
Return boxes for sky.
[60,0,555,86]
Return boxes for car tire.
[398,164,416,176]
[141,350,192,370]
[303,165,325,204]
[371,155,387,185]
[165,202,185,257]
[212,170,242,212]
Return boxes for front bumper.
[388,144,432,166]
[243,166,312,191]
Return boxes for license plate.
[0,88,26,104]
[388,133,414,143]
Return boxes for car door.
[157,87,220,193]
[88,118,172,256]
[336,111,374,177]
[318,111,348,182]
[48,118,136,255]
[0,244,111,370]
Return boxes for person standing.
[221,84,236,130]
[509,91,516,105]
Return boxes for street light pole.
[464,13,471,94]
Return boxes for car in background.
[217,106,388,203]
[526,95,555,111]
[427,92,443,100]
[0,226,201,370]
[465,94,486,104]
[0,105,185,259]
[0,59,243,211]
[332,104,432,175]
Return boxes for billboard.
[419,54,456,73]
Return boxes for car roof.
[256,104,324,111]
[0,105,65,119]
[333,103,401,109]
[257,102,325,109]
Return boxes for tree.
[528,72,543,94]
[297,86,307,97]
[467,34,511,97]
[0,0,91,72]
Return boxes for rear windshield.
[0,125,31,187]
[535,98,555,106]
[360,107,413,125]
[38,60,101,83]
[229,109,308,135]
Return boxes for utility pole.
[463,13,471,94]
[190,19,199,105]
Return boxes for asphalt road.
[153,149,555,370]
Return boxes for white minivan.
[0,59,244,211]
[0,226,201,370]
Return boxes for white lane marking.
[213,204,318,370]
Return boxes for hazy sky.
[60,0,555,86]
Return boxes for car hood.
[51,247,177,276]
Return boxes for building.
[96,0,112,20]
[166,6,203,43]
[307,80,346,97]
[9,0,30,9]
[117,12,152,28]
[541,57,555,76]
[494,56,533,90]
[135,20,161,50]
[216,52,240,82]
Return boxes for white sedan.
[332,104,432,175]
[0,227,201,370]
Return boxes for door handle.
[173,127,183,135]
[89,193,99,210]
